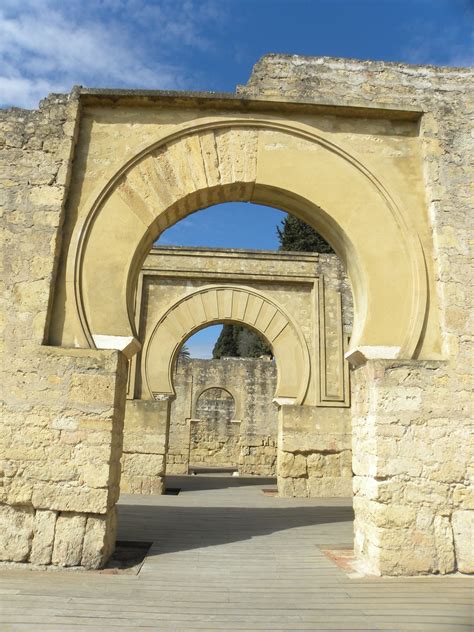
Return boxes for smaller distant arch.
[193,385,242,421]
[143,285,311,405]
[194,387,237,423]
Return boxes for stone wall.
[189,418,241,469]
[167,358,279,476]
[1,93,128,568]
[0,346,128,568]
[132,247,351,409]
[352,360,473,575]
[240,54,473,574]
[120,400,169,495]
[1,54,472,576]
[277,405,352,497]
[123,356,353,496]
[190,387,239,468]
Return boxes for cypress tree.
[212,324,240,358]
[212,324,272,359]
[277,214,333,253]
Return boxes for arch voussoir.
[144,285,311,405]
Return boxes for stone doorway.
[2,55,471,577]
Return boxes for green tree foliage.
[212,325,240,358]
[212,325,272,359]
[178,343,191,360]
[276,214,334,253]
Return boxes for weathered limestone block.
[307,477,352,497]
[293,478,308,497]
[121,453,165,477]
[452,510,474,574]
[5,479,34,506]
[278,477,296,497]
[81,508,117,569]
[453,486,474,510]
[277,405,352,497]
[52,512,87,566]
[0,505,34,562]
[278,452,307,478]
[279,405,351,454]
[80,463,113,489]
[166,461,189,475]
[31,482,111,514]
[307,453,324,477]
[120,474,164,495]
[363,501,417,529]
[433,515,455,575]
[30,509,57,564]
[352,360,472,575]
[320,453,347,477]
[121,399,169,494]
[123,432,168,454]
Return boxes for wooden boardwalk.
[0,475,472,631]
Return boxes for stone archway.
[51,120,438,367]
[193,385,242,423]
[46,114,443,575]
[118,246,351,492]
[142,284,310,405]
[4,64,468,579]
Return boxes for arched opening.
[165,321,280,485]
[42,115,441,574]
[119,199,351,501]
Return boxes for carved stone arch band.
[69,118,431,365]
[143,285,311,406]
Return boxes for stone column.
[352,360,473,576]
[0,347,128,569]
[121,397,171,494]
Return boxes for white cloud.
[402,20,474,68]
[0,0,225,108]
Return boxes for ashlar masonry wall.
[168,357,279,476]
[121,246,353,497]
[1,95,128,568]
[240,54,474,575]
[1,54,472,576]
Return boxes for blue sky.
[0,0,472,108]
[1,0,472,355]
[158,202,284,250]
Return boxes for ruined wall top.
[239,54,473,111]
[1,55,472,120]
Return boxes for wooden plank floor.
[0,475,472,631]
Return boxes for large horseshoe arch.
[53,119,431,365]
